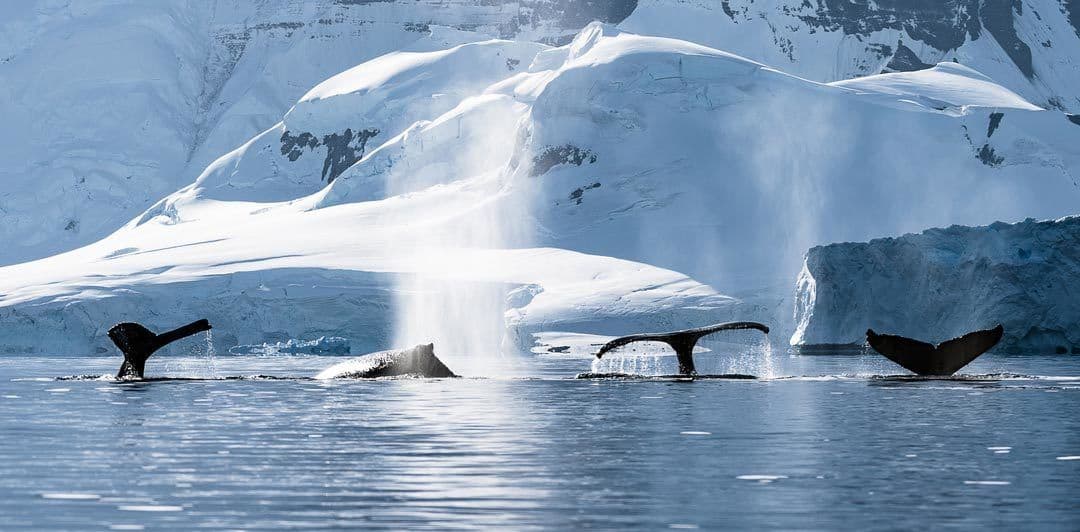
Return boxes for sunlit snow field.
[2,349,1078,530]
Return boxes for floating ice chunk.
[736,475,787,482]
[41,493,100,500]
[117,505,184,512]
[229,336,350,356]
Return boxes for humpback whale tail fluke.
[109,319,212,379]
[596,321,770,376]
[866,324,1004,376]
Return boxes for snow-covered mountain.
[0,0,636,266]
[8,0,1080,269]
[623,0,1080,113]
[792,216,1080,354]
[2,20,1079,366]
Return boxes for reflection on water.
[0,353,1078,529]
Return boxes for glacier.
[3,6,1080,369]
[0,0,636,265]
[791,216,1080,354]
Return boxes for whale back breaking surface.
[866,325,1004,376]
[316,344,457,379]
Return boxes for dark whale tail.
[596,321,770,375]
[109,319,212,379]
[866,324,1004,376]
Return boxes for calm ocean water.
[1,351,1078,530]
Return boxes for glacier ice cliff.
[792,216,1080,354]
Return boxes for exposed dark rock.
[252,21,305,32]
[535,0,637,31]
[531,144,597,177]
[794,1,980,52]
[721,0,739,20]
[320,128,380,183]
[1067,114,1080,126]
[497,0,638,39]
[279,127,380,183]
[1064,0,1080,39]
[981,0,1033,78]
[506,57,521,71]
[869,42,894,61]
[987,112,1004,137]
[334,0,397,5]
[884,42,932,72]
[776,1,1036,79]
[568,182,601,205]
[280,131,319,162]
[978,144,1004,166]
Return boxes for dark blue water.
[2,353,1078,530]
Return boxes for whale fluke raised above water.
[866,325,1004,376]
[596,321,771,376]
[315,344,457,379]
[109,319,212,379]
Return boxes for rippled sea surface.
[2,351,1078,530]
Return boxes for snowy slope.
[621,0,1080,113]
[830,62,1042,111]
[2,23,1080,364]
[0,0,636,266]
[791,216,1080,354]
[185,39,547,203]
